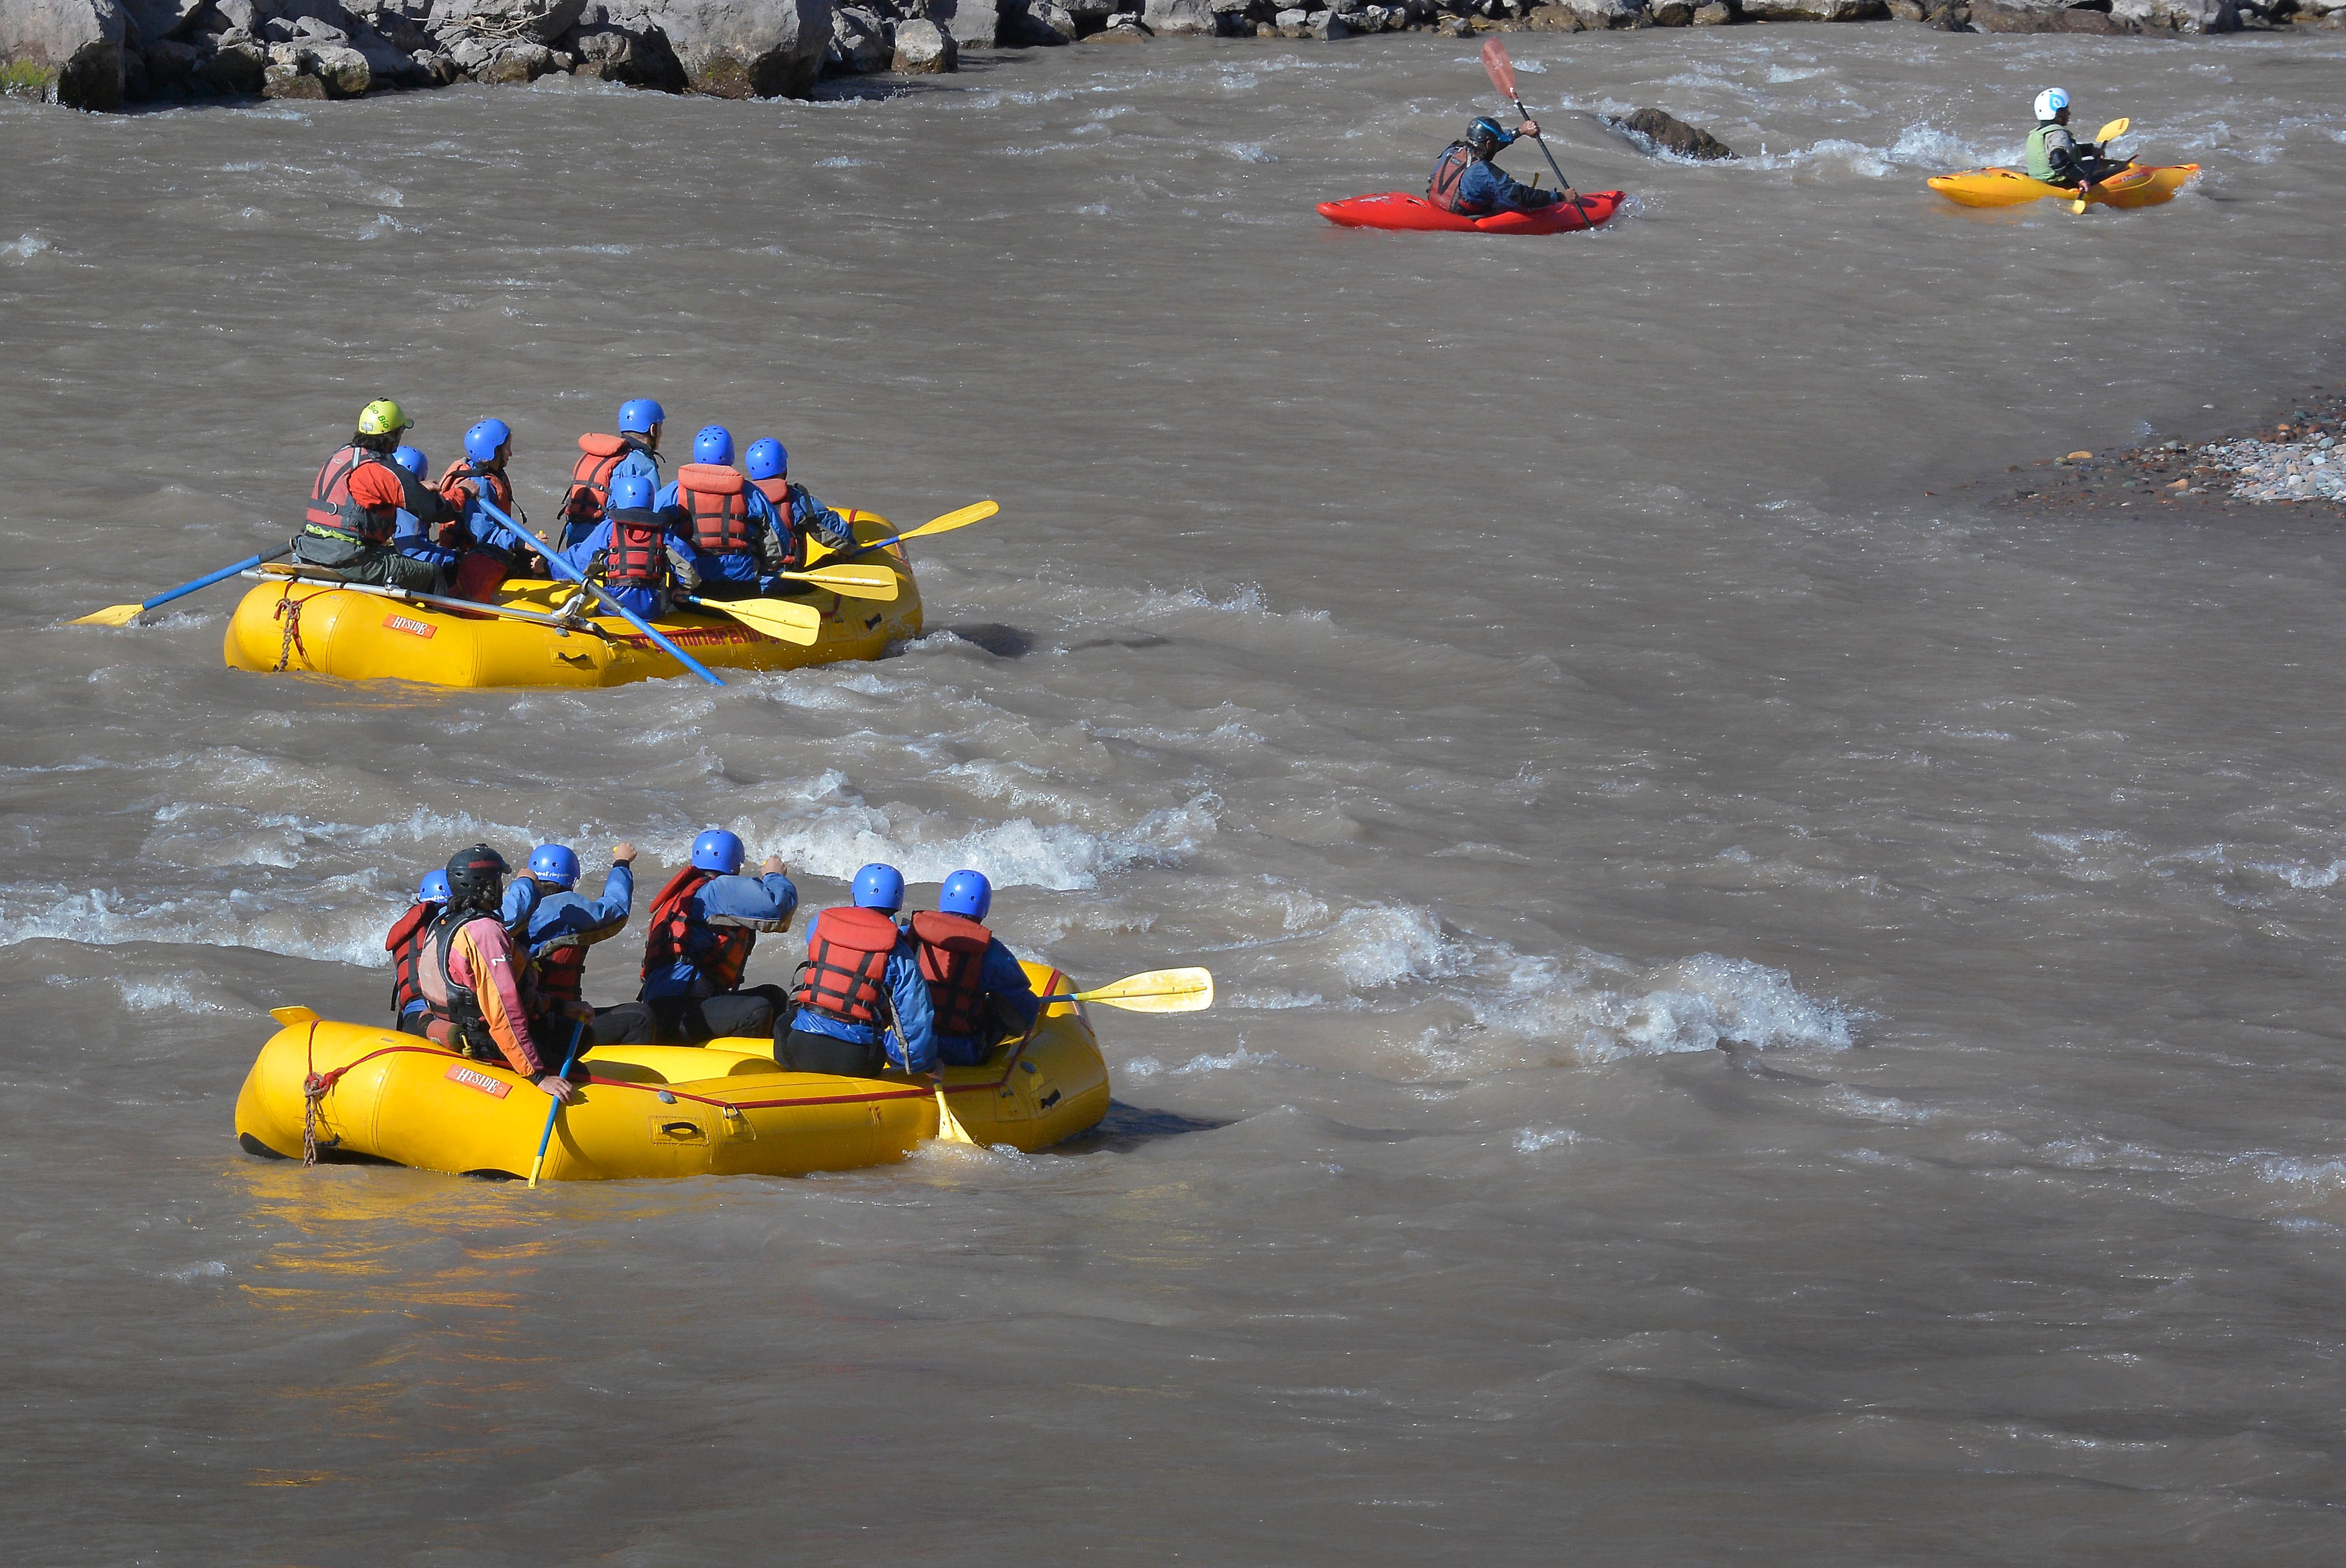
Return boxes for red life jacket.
[437,461,517,543]
[1428,142,1479,215]
[639,866,754,994]
[751,476,809,572]
[909,910,991,1041]
[561,432,641,530]
[604,504,668,588]
[533,941,590,1005]
[791,906,899,1028]
[675,463,753,556]
[304,445,395,544]
[385,899,439,1019]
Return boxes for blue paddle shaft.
[469,495,728,688]
[532,1018,590,1169]
[145,546,292,611]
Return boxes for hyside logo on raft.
[443,1064,511,1098]
[382,614,437,640]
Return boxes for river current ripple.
[5,26,2346,1563]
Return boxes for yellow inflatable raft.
[222,513,921,689]
[235,966,1109,1180]
[1926,163,2198,210]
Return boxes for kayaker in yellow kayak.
[2027,89,2129,197]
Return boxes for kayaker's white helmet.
[2033,88,2069,122]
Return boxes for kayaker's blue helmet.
[528,843,580,890]
[393,445,429,480]
[610,473,655,511]
[418,869,450,904]
[939,869,991,922]
[693,425,733,466]
[2033,87,2069,123]
[1466,116,1515,155]
[745,438,788,483]
[690,828,745,876]
[852,863,905,913]
[464,418,512,464]
[618,398,665,435]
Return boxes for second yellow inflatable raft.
[235,966,1109,1181]
[223,513,922,689]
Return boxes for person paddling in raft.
[561,472,699,619]
[1429,116,1577,218]
[293,399,444,592]
[778,863,938,1079]
[636,829,800,1045]
[415,845,581,1104]
[908,871,1040,1067]
[556,397,668,555]
[2026,88,2128,194]
[387,868,450,1037]
[505,841,657,1048]
[743,437,858,584]
[657,426,790,603]
[437,417,544,601]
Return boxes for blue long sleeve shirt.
[502,863,634,956]
[555,514,699,615]
[639,870,799,1001]
[787,920,939,1074]
[393,508,458,569]
[1451,155,1562,216]
[934,937,1041,1067]
[654,477,784,588]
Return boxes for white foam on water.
[116,978,233,1015]
[1514,1127,1581,1154]
[3,233,53,262]
[161,1262,231,1282]
[0,882,388,966]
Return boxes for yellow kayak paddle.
[831,500,999,563]
[775,562,899,601]
[933,1081,980,1144]
[1047,967,1216,1014]
[681,594,822,646]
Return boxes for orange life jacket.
[437,461,517,544]
[909,910,991,1041]
[385,900,438,1019]
[639,866,754,994]
[675,463,753,556]
[304,446,395,544]
[532,940,590,1005]
[604,504,668,588]
[791,906,899,1028]
[562,432,639,530]
[1428,142,1479,214]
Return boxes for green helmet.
[356,399,411,437]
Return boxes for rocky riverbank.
[1986,388,2346,520]
[4,0,2339,114]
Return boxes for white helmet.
[2033,88,2069,122]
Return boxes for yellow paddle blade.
[781,564,900,601]
[70,603,148,627]
[1070,967,1215,1013]
[2096,117,2129,144]
[270,1005,322,1026]
[902,499,998,542]
[934,1085,979,1144]
[694,596,820,646]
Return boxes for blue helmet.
[610,472,655,511]
[464,418,511,464]
[618,398,665,435]
[690,828,745,875]
[852,862,905,912]
[939,869,992,921]
[392,444,429,479]
[528,843,580,889]
[744,438,788,483]
[693,425,733,466]
[419,869,451,904]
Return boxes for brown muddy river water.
[6,23,2346,1563]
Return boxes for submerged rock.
[1607,105,1735,160]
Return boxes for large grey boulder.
[4,0,127,108]
[432,0,590,42]
[120,0,206,44]
[1607,105,1735,159]
[637,0,831,96]
[889,12,952,63]
[1001,0,1076,41]
[558,3,689,87]
[1559,0,1646,23]
[1738,0,1878,16]
[825,1,889,66]
[1141,0,1213,27]
[924,0,999,45]
[2110,0,2236,26]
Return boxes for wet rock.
[1001,0,1077,40]
[2111,0,2237,26]
[889,13,954,63]
[1559,0,1646,24]
[1142,0,1215,27]
[475,35,552,74]
[1082,10,1152,31]
[1692,0,1733,15]
[1525,0,1588,20]
[306,39,370,88]
[1739,0,1878,16]
[1970,0,2140,25]
[437,0,590,43]
[261,55,325,89]
[926,0,1000,46]
[1887,0,1921,14]
[1649,0,1692,20]
[560,4,689,88]
[121,0,207,45]
[3,0,128,109]
[826,1,891,63]
[1607,105,1734,159]
[1311,5,1351,27]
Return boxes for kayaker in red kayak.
[1428,117,1578,219]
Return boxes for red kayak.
[1316,190,1625,235]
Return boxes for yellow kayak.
[235,965,1110,1180]
[1927,163,2199,209]
[224,512,922,689]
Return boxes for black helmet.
[1466,116,1514,156]
[444,844,509,913]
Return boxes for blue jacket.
[392,508,458,570]
[1449,155,1561,216]
[502,863,633,957]
[639,869,799,1001]
[934,936,1041,1067]
[780,483,857,552]
[557,446,665,553]
[655,477,784,588]
[555,513,700,609]
[787,918,939,1074]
